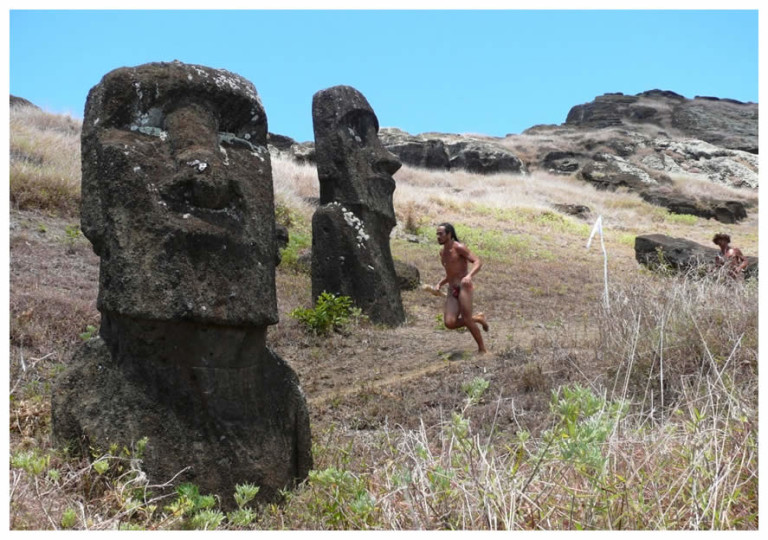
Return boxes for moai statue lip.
[312,85,402,229]
[81,61,278,326]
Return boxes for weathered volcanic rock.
[444,139,525,174]
[267,132,297,152]
[543,151,585,174]
[311,85,405,326]
[378,128,450,170]
[566,90,757,154]
[649,138,758,189]
[566,92,644,128]
[393,259,421,290]
[639,190,748,224]
[52,61,312,508]
[553,203,591,218]
[635,234,757,279]
[290,141,316,164]
[671,97,758,154]
[579,154,662,191]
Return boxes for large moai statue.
[311,85,405,326]
[51,61,312,507]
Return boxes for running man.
[434,223,488,353]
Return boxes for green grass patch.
[665,213,698,225]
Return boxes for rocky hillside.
[271,90,758,224]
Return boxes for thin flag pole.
[586,215,609,310]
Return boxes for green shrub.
[542,384,628,475]
[60,507,77,529]
[278,229,311,271]
[307,467,378,528]
[290,292,362,335]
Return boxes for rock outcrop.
[311,85,406,326]
[51,61,312,509]
[566,90,758,154]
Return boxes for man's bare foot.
[474,312,489,332]
[477,348,487,355]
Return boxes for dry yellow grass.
[10,105,82,215]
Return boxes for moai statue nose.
[163,103,234,210]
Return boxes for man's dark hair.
[439,222,459,242]
[713,233,731,245]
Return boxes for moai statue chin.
[52,61,311,508]
[311,85,406,326]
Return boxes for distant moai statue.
[51,61,312,508]
[311,85,405,326]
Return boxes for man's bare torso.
[441,242,469,286]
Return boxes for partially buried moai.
[51,61,311,507]
[311,85,405,326]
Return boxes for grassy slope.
[8,106,758,530]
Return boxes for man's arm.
[733,248,749,273]
[457,243,482,281]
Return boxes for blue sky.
[8,8,760,143]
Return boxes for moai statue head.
[312,85,402,230]
[81,61,277,328]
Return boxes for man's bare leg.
[458,287,486,353]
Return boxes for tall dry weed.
[10,106,82,215]
[595,268,757,414]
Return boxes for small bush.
[290,292,362,335]
[60,507,77,529]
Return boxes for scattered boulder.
[311,85,406,326]
[639,190,747,224]
[579,154,661,191]
[553,203,591,219]
[393,259,421,290]
[444,139,525,174]
[52,61,312,509]
[635,234,757,278]
[543,151,584,174]
[378,128,450,170]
